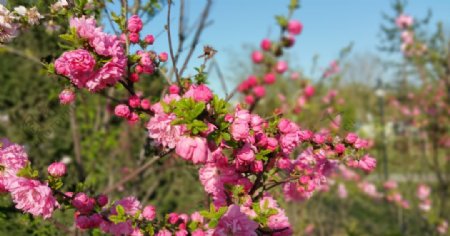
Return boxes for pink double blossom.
[6,177,58,219]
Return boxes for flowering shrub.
[0,0,381,235]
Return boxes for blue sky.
[105,0,450,95]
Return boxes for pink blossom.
[245,95,255,105]
[347,155,376,172]
[236,143,255,162]
[395,14,414,29]
[192,229,206,236]
[278,119,298,134]
[85,57,126,92]
[114,104,130,118]
[96,194,108,207]
[127,112,139,124]
[383,180,398,190]
[107,220,133,235]
[168,212,179,224]
[72,193,95,214]
[176,230,188,236]
[337,183,348,199]
[246,75,258,87]
[184,84,213,102]
[266,137,278,151]
[261,38,272,51]
[144,34,155,44]
[277,157,293,170]
[131,229,144,236]
[0,142,29,192]
[312,133,326,144]
[76,213,102,229]
[143,205,156,221]
[298,129,313,141]
[260,196,293,236]
[199,163,239,206]
[140,99,151,110]
[69,16,98,40]
[345,133,358,144]
[156,229,172,236]
[279,132,300,154]
[191,211,204,223]
[54,49,95,85]
[251,51,264,64]
[287,20,303,35]
[127,15,143,33]
[304,85,315,98]
[264,73,276,84]
[113,196,141,216]
[253,86,266,98]
[416,184,431,200]
[47,162,67,177]
[175,136,210,164]
[129,32,140,43]
[169,84,180,94]
[213,204,258,236]
[230,121,250,141]
[159,52,168,62]
[6,177,58,219]
[354,138,368,149]
[147,113,182,149]
[275,61,288,74]
[358,181,382,199]
[419,199,432,212]
[437,220,448,235]
[59,89,76,104]
[334,143,345,154]
[401,31,414,45]
[128,95,141,108]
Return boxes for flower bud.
[47,162,67,177]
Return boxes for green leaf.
[116,205,125,216]
[275,15,288,28]
[208,218,218,228]
[16,163,39,179]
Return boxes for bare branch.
[69,103,85,182]
[178,0,213,77]
[173,0,185,64]
[166,0,183,87]
[102,151,171,194]
[0,44,44,66]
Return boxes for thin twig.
[69,103,85,182]
[104,7,119,35]
[166,0,182,87]
[173,0,185,64]
[158,68,173,85]
[210,59,229,97]
[102,151,171,194]
[178,0,212,77]
[0,44,45,66]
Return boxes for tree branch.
[178,0,212,77]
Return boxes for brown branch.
[178,0,212,77]
[69,103,85,182]
[0,44,45,66]
[166,0,182,87]
[173,0,185,64]
[132,0,141,15]
[102,151,171,194]
[209,59,229,97]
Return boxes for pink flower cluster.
[322,60,340,78]
[54,16,126,92]
[0,140,58,219]
[238,19,303,105]
[416,184,432,212]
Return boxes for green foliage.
[200,204,228,228]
